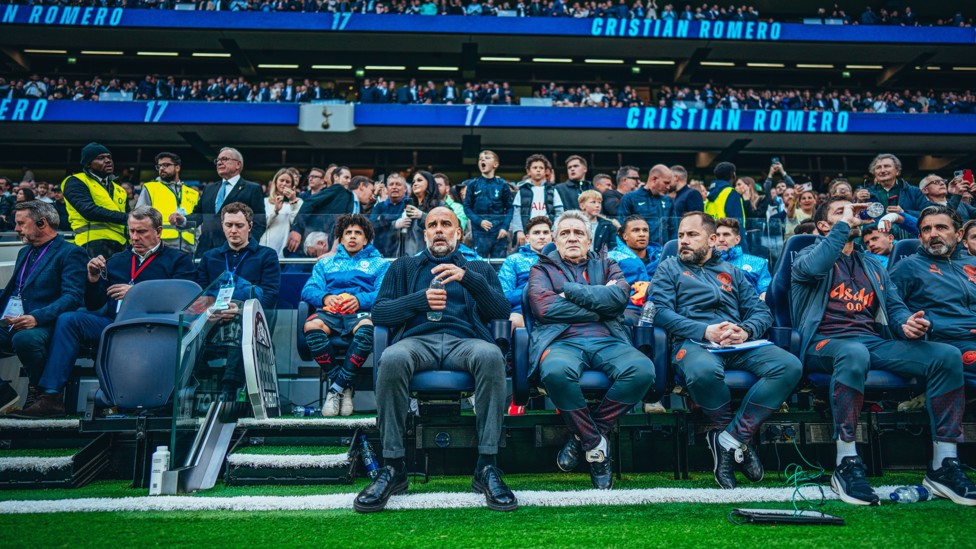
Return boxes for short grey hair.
[869,153,901,175]
[552,209,591,236]
[303,231,328,255]
[219,147,244,166]
[13,200,58,228]
[129,206,163,230]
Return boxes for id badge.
[2,296,24,321]
[213,283,234,311]
[176,207,186,216]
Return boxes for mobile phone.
[771,156,781,165]
[800,182,813,192]
[965,169,974,184]
[955,170,965,179]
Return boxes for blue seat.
[767,234,919,392]
[512,284,669,406]
[373,320,511,400]
[660,239,678,262]
[278,272,312,309]
[888,239,919,271]
[96,279,203,410]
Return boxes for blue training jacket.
[720,245,772,295]
[498,244,541,312]
[301,243,390,311]
[607,236,662,310]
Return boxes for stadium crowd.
[6,74,976,115]
[1,143,976,511]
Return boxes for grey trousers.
[376,333,506,459]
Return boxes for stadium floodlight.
[746,62,785,68]
[80,50,124,55]
[952,67,976,71]
[532,57,573,63]
[480,56,521,62]
[418,66,459,71]
[845,64,882,70]
[312,65,353,70]
[700,61,735,67]
[24,49,67,54]
[584,59,625,64]
[636,60,675,65]
[137,51,179,57]
[796,64,834,69]
[926,66,941,70]
[364,65,406,70]
[257,64,299,69]
[192,53,232,58]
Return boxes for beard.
[680,244,710,265]
[922,238,952,257]
[426,234,458,258]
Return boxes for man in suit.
[0,201,88,414]
[172,147,266,254]
[9,207,195,418]
[286,168,358,254]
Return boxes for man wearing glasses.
[172,147,265,254]
[919,174,976,222]
[136,152,199,254]
[60,142,129,259]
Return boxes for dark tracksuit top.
[617,187,676,245]
[890,245,976,342]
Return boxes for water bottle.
[860,202,885,220]
[291,405,320,417]
[427,279,445,322]
[359,434,380,479]
[889,485,930,504]
[149,445,170,496]
[638,300,655,327]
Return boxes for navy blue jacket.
[890,245,976,341]
[463,176,514,233]
[369,197,408,257]
[865,179,930,218]
[673,185,705,218]
[196,237,280,311]
[87,244,196,318]
[0,235,88,327]
[617,187,676,245]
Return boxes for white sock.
[718,430,742,452]
[836,440,858,466]
[933,441,958,469]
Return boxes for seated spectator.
[0,201,88,415]
[860,225,895,269]
[260,168,303,258]
[195,202,280,398]
[10,207,195,418]
[963,219,976,256]
[402,171,443,256]
[355,207,515,513]
[792,197,971,506]
[714,218,772,299]
[463,151,513,259]
[499,216,552,328]
[920,174,976,222]
[578,190,616,252]
[302,215,388,416]
[511,154,563,247]
[527,210,655,490]
[370,173,411,258]
[608,215,661,325]
[653,212,801,489]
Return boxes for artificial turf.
[0,448,78,458]
[230,446,349,456]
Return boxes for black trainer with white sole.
[831,456,879,506]
[924,457,976,506]
[705,430,737,490]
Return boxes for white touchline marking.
[0,486,900,514]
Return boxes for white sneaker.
[585,436,609,463]
[340,387,355,416]
[322,390,342,417]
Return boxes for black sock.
[305,329,336,372]
[344,324,374,371]
[476,453,496,472]
[386,457,405,474]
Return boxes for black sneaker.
[556,435,581,472]
[0,383,18,414]
[705,430,737,490]
[741,444,764,483]
[831,456,879,506]
[924,458,976,506]
[585,436,613,490]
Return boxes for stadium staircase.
[0,418,109,489]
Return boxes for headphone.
[36,219,44,228]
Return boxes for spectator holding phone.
[921,174,976,222]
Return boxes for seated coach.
[527,210,655,490]
[0,201,88,414]
[652,212,801,490]
[355,207,516,513]
[11,207,195,418]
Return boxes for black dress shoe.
[472,465,518,511]
[557,435,581,472]
[741,444,764,483]
[353,466,408,513]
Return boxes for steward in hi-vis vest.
[61,142,129,259]
[142,180,199,251]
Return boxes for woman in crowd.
[15,188,35,203]
[401,170,443,255]
[785,189,818,238]
[260,168,303,257]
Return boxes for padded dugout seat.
[888,239,920,271]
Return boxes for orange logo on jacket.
[816,339,830,351]
[963,351,976,365]
[716,272,733,292]
[929,264,943,276]
[964,265,976,285]
[676,349,687,361]
[829,282,875,312]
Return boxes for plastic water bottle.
[149,445,170,496]
[889,485,930,504]
[359,434,380,479]
[291,405,320,417]
[638,301,655,327]
[427,279,445,322]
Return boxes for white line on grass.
[0,456,72,473]
[0,486,901,514]
[0,419,80,430]
[225,453,351,468]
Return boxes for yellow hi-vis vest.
[61,172,127,246]
[704,186,743,221]
[143,181,200,244]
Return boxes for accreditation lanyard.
[130,252,159,285]
[224,250,250,282]
[169,183,186,215]
[17,241,53,297]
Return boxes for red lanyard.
[130,253,158,284]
